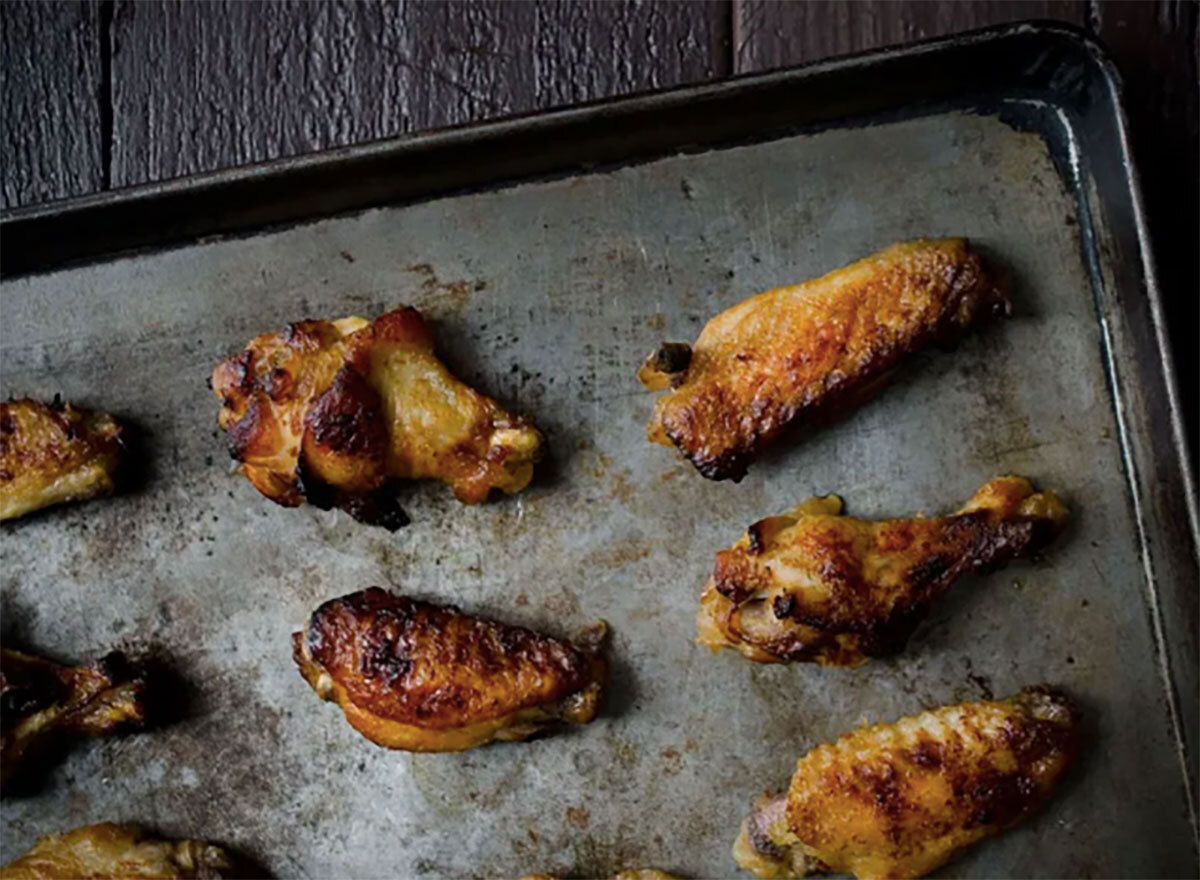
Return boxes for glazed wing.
[639,239,1007,481]
[211,306,542,529]
[0,823,233,880]
[1,648,148,786]
[733,686,1082,880]
[293,588,606,751]
[697,477,1066,666]
[0,398,123,521]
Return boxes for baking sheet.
[2,59,1196,880]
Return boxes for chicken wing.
[733,686,1082,880]
[1,647,148,786]
[697,477,1066,666]
[293,588,606,752]
[0,398,124,522]
[639,239,1007,481]
[211,306,542,529]
[0,823,233,880]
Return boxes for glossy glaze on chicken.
[294,588,606,752]
[734,686,1082,880]
[640,239,1007,481]
[697,477,1067,665]
[0,398,123,522]
[211,306,542,529]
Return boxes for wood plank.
[733,0,1086,72]
[1091,0,1198,454]
[533,0,731,108]
[0,0,104,210]
[110,0,412,188]
[110,0,730,188]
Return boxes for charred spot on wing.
[637,342,692,390]
[284,320,330,349]
[771,593,796,620]
[908,740,944,769]
[747,520,768,555]
[961,768,1036,829]
[263,366,293,400]
[225,398,265,463]
[343,485,409,531]
[304,368,385,453]
[904,552,955,588]
[360,640,414,685]
[294,455,334,510]
[0,660,61,719]
[691,446,751,483]
[295,456,410,530]
[216,348,257,396]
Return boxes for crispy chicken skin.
[733,686,1082,880]
[0,398,123,522]
[293,588,606,752]
[640,239,1007,481]
[697,477,1067,666]
[1,648,148,786]
[0,823,233,879]
[211,306,542,529]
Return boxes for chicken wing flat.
[293,588,606,752]
[0,823,233,880]
[733,686,1082,880]
[211,306,542,529]
[0,398,123,522]
[639,239,1007,481]
[697,477,1066,666]
[1,648,148,786]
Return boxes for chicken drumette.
[1,647,148,787]
[697,477,1067,665]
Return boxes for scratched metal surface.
[0,110,1194,878]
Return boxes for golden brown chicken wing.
[697,477,1066,666]
[0,823,233,879]
[293,588,606,752]
[0,398,124,522]
[640,239,1007,481]
[211,306,542,529]
[1,647,148,786]
[733,686,1082,880]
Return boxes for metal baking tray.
[2,22,1196,879]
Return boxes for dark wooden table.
[3,0,1196,457]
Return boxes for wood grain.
[732,0,1086,72]
[0,0,104,210]
[532,0,730,108]
[109,0,729,188]
[110,0,410,187]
